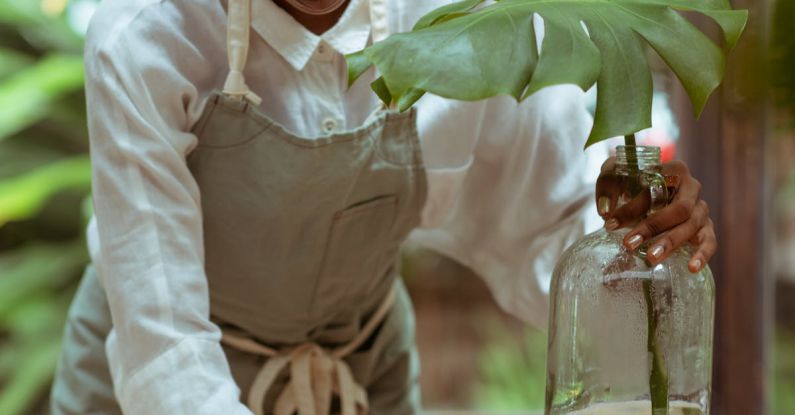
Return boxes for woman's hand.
[595,157,717,273]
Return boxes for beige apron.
[50,0,428,412]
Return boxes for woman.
[50,0,716,413]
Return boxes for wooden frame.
[675,0,773,412]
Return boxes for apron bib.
[50,0,428,413]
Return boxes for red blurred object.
[642,130,677,162]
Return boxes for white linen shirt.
[83,0,607,413]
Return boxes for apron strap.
[223,0,263,105]
[221,284,397,415]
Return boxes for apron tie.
[248,343,368,415]
[222,285,396,415]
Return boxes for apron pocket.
[311,195,398,320]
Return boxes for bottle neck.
[613,145,669,222]
[615,145,663,176]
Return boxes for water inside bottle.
[567,400,703,414]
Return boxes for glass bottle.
[545,146,715,415]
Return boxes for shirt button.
[322,117,338,133]
[314,42,334,62]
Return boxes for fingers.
[671,174,702,211]
[642,200,710,265]
[625,198,694,244]
[605,191,651,230]
[595,157,618,217]
[600,156,617,173]
[687,219,718,273]
[596,158,716,273]
[596,159,701,227]
[596,174,623,218]
[661,159,690,177]
[624,174,702,243]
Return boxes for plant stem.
[624,134,669,414]
[644,278,669,414]
[624,134,642,195]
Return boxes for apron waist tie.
[221,285,397,415]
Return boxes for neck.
[272,0,351,35]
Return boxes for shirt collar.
[251,0,372,71]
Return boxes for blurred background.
[0,0,791,413]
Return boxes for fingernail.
[598,197,610,216]
[627,234,643,250]
[605,219,619,231]
[650,244,665,258]
[690,259,702,272]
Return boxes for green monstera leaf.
[347,0,747,146]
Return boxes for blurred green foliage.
[474,318,547,411]
[774,329,795,415]
[773,3,795,411]
[0,0,92,413]
[771,0,795,113]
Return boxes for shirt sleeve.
[84,7,252,414]
[411,85,608,328]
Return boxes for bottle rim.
[616,145,662,166]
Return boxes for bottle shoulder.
[554,228,714,286]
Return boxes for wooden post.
[675,0,772,413]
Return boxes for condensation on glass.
[545,146,715,415]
